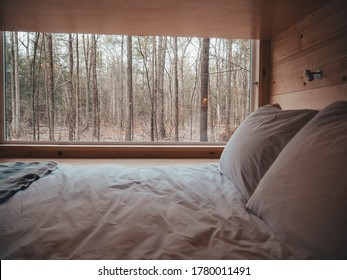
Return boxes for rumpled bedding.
[0,163,293,259]
[0,161,58,203]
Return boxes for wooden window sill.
[0,144,223,159]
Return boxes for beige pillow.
[247,100,347,259]
[219,104,317,200]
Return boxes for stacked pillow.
[219,104,318,200]
[246,100,347,259]
[220,100,347,259]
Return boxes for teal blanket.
[0,161,58,203]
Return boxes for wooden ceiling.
[1,0,332,39]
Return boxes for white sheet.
[0,163,293,259]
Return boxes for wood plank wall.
[270,0,347,109]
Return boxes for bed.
[1,100,346,260]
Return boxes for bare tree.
[9,33,15,137]
[226,39,233,128]
[173,37,179,141]
[14,32,21,137]
[68,34,76,140]
[5,32,250,143]
[152,37,158,141]
[200,38,210,142]
[31,33,40,140]
[158,36,167,139]
[36,33,45,140]
[82,34,91,128]
[75,34,81,140]
[125,35,133,141]
[9,32,21,137]
[46,33,55,141]
[118,36,125,134]
[91,34,100,140]
[137,36,155,141]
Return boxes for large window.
[3,32,251,143]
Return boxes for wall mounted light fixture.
[304,70,323,81]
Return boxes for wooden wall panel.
[251,40,271,110]
[271,83,347,109]
[0,0,331,40]
[271,0,347,62]
[270,0,347,109]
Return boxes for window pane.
[4,32,251,142]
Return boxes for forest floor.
[8,124,235,143]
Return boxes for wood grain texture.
[271,83,347,110]
[271,32,347,79]
[0,144,224,159]
[270,0,347,109]
[1,0,331,39]
[271,0,347,62]
[271,56,347,95]
[0,157,219,166]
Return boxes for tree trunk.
[200,38,210,142]
[119,35,125,133]
[68,34,75,140]
[10,32,15,138]
[14,32,21,137]
[174,37,179,141]
[189,53,200,141]
[75,34,81,140]
[9,32,21,138]
[31,33,40,140]
[158,36,167,139]
[125,35,133,141]
[91,34,100,140]
[226,39,233,128]
[151,37,157,141]
[36,33,45,140]
[82,34,90,129]
[137,36,154,141]
[232,66,238,126]
[46,33,55,141]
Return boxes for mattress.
[0,163,293,259]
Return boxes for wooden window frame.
[0,33,269,159]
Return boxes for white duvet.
[0,163,293,259]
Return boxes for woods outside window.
[2,32,251,144]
